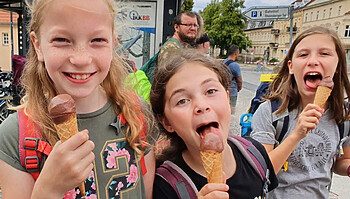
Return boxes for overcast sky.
[193,0,295,12]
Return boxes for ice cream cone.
[314,86,332,108]
[200,151,223,183]
[54,113,78,141]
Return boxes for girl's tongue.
[199,126,224,152]
[305,79,321,89]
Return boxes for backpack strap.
[223,59,234,67]
[271,100,289,144]
[156,160,198,199]
[18,109,52,180]
[227,135,270,195]
[337,102,350,158]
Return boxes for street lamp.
[243,36,247,64]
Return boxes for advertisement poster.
[115,1,157,69]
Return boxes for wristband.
[347,165,350,178]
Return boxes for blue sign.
[251,11,257,17]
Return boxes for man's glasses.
[179,23,199,28]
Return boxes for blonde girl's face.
[31,0,114,100]
[160,63,231,152]
[288,34,338,103]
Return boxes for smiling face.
[160,62,231,151]
[288,33,338,103]
[31,0,113,100]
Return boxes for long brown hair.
[21,0,148,155]
[150,49,231,166]
[267,26,350,123]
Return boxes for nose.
[69,46,92,66]
[307,53,319,67]
[194,100,211,114]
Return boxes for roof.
[0,10,18,23]
[0,0,24,13]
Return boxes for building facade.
[0,10,18,71]
[244,0,350,65]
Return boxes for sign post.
[243,6,290,21]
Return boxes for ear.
[174,24,180,33]
[30,31,44,62]
[159,116,175,133]
[226,90,230,103]
[288,60,293,74]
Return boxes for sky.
[193,0,295,12]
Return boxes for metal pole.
[244,37,247,64]
[10,11,14,58]
[289,5,294,47]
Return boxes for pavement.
[231,64,350,199]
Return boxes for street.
[232,65,350,199]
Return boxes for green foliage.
[253,57,263,62]
[269,58,279,63]
[202,0,251,56]
[182,0,194,12]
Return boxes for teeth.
[307,72,320,76]
[70,74,91,80]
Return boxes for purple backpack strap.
[228,135,267,181]
[156,160,198,199]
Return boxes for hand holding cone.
[199,126,224,183]
[48,94,86,197]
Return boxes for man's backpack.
[155,135,271,199]
[140,38,181,83]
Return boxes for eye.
[91,38,108,43]
[52,37,69,43]
[321,52,330,56]
[176,99,189,105]
[206,88,217,95]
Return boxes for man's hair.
[174,11,197,25]
[227,44,239,56]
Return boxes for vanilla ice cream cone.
[314,86,332,108]
[200,151,223,183]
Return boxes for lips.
[196,121,219,136]
[304,72,323,89]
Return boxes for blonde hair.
[21,0,146,155]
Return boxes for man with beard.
[157,11,201,69]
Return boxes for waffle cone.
[314,86,332,108]
[200,151,223,183]
[54,113,78,142]
[54,113,85,196]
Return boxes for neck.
[75,87,108,114]
[228,55,236,61]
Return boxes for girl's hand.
[33,130,95,198]
[197,183,229,199]
[293,104,323,139]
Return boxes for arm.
[0,159,35,199]
[236,76,242,92]
[333,145,350,176]
[143,150,155,199]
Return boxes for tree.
[181,0,194,12]
[202,0,251,57]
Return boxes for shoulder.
[162,39,181,50]
[0,112,24,171]
[154,162,179,199]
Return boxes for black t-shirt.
[153,138,278,199]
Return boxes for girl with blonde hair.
[0,0,157,198]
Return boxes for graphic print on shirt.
[289,128,333,171]
[101,138,140,198]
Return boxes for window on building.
[323,9,326,18]
[329,8,332,18]
[338,6,342,16]
[316,11,319,20]
[305,13,308,22]
[345,25,350,38]
[2,33,9,46]
[336,26,339,34]
[310,12,313,21]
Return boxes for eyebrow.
[168,78,218,101]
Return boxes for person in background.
[223,44,242,114]
[196,33,213,55]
